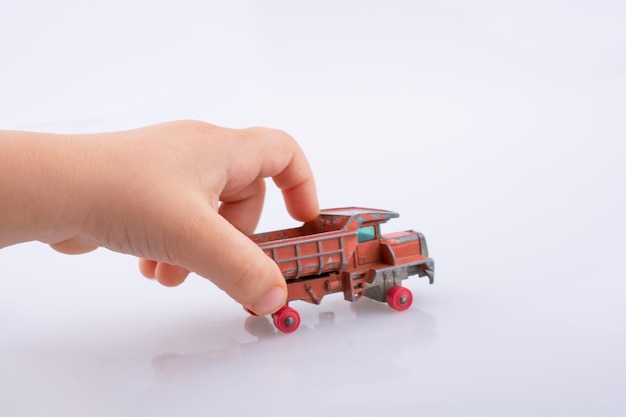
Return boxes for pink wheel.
[272,306,301,333]
[386,286,413,311]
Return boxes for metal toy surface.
[248,207,434,333]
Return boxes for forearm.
[0,130,91,248]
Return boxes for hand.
[1,121,318,315]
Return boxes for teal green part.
[358,226,376,243]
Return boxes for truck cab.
[357,222,382,265]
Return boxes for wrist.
[0,130,95,247]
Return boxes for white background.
[1,1,625,416]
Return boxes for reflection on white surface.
[0,250,438,416]
[1,0,626,416]
[3,246,625,416]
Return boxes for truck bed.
[250,215,357,280]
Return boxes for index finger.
[228,127,320,222]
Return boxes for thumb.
[174,209,287,316]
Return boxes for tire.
[272,306,301,333]
[386,286,413,311]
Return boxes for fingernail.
[250,286,286,315]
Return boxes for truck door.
[356,224,381,265]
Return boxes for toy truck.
[248,207,434,333]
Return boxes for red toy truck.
[248,208,434,333]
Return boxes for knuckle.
[179,119,213,131]
[243,126,295,145]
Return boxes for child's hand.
[0,121,319,315]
